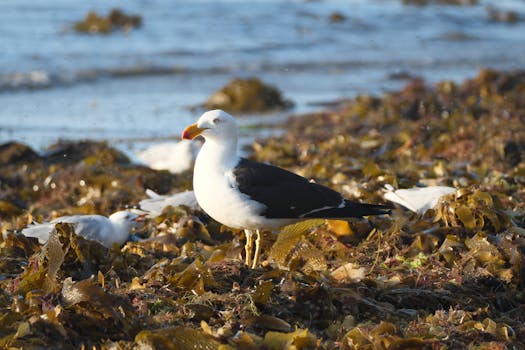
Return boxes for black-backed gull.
[182,110,390,268]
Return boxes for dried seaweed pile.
[1,69,524,349]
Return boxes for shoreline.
[1,69,524,348]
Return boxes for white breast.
[193,154,267,230]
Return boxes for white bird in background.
[21,210,144,248]
[139,189,199,217]
[135,140,200,174]
[181,110,390,268]
[383,184,456,214]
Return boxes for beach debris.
[402,0,478,5]
[0,142,40,165]
[205,77,293,113]
[43,140,130,165]
[487,5,522,23]
[329,12,346,23]
[0,69,524,348]
[73,8,142,34]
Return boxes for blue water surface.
[1,0,524,153]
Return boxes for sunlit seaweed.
[205,77,294,113]
[73,8,142,35]
[1,69,524,348]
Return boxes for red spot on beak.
[182,123,204,140]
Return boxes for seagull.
[136,140,200,174]
[182,110,390,268]
[21,210,144,248]
[383,185,456,214]
[139,189,199,217]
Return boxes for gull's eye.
[212,117,220,124]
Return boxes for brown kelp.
[205,77,293,113]
[0,69,524,349]
[73,8,142,34]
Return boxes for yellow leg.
[244,229,253,267]
[251,230,261,269]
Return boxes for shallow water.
[1,0,525,155]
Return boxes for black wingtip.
[360,203,394,216]
[351,201,393,216]
[302,200,392,219]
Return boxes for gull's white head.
[182,110,238,143]
[109,210,138,221]
[108,210,144,245]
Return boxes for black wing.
[232,158,388,219]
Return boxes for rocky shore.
[0,69,524,349]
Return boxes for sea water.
[1,0,524,154]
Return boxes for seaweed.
[205,77,293,113]
[1,69,524,348]
[73,8,142,35]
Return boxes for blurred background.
[1,0,524,157]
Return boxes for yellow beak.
[181,123,206,140]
